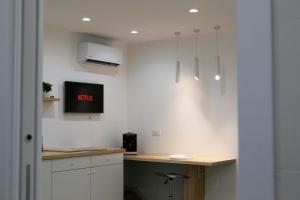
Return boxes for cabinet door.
[91,164,123,200]
[40,161,51,200]
[52,168,91,200]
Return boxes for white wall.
[273,1,300,199]
[126,31,237,200]
[127,31,237,158]
[42,27,127,148]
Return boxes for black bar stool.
[155,172,189,200]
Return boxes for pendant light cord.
[175,32,181,61]
[193,29,200,80]
[175,32,181,83]
[195,31,198,56]
[194,29,200,57]
[214,26,222,78]
[177,36,179,61]
[214,26,221,58]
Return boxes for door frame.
[1,0,274,199]
[0,0,43,200]
[237,0,274,199]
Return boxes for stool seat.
[155,172,189,180]
[155,172,189,200]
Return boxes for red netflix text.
[77,94,93,102]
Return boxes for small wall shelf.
[43,97,60,102]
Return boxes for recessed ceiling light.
[130,30,139,34]
[189,9,199,13]
[82,17,91,22]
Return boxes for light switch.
[152,130,161,137]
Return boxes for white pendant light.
[194,29,200,80]
[214,26,221,81]
[175,32,181,83]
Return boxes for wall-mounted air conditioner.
[78,42,123,67]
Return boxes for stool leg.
[168,181,173,200]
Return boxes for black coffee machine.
[123,132,137,155]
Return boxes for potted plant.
[43,82,52,98]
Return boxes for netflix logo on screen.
[77,94,93,102]
[64,81,104,113]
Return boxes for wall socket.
[152,130,162,137]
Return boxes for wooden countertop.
[124,154,236,166]
[42,148,125,160]
[42,149,236,166]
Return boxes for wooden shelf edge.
[43,97,60,101]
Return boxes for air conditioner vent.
[86,59,120,67]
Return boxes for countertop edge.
[42,148,125,160]
[124,155,236,166]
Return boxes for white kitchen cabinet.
[41,153,123,200]
[52,168,91,200]
[41,160,52,200]
[91,164,123,200]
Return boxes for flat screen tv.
[64,81,104,113]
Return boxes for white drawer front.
[91,153,123,167]
[52,157,90,172]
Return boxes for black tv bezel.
[64,81,104,114]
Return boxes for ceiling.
[44,0,236,44]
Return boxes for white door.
[91,164,123,200]
[52,168,91,200]
[237,0,274,199]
